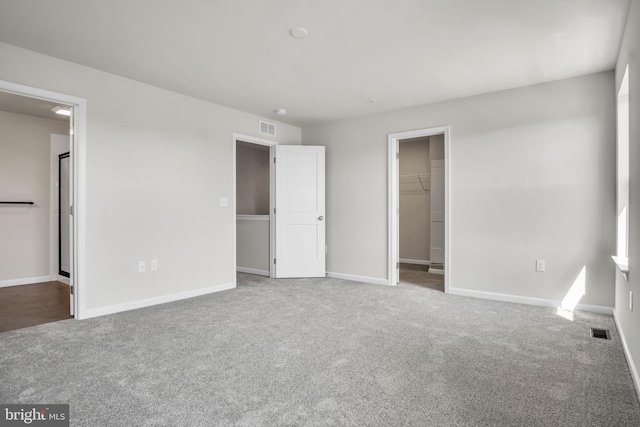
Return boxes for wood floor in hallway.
[0,281,72,332]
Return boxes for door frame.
[0,79,87,318]
[388,126,451,292]
[232,133,278,287]
[58,151,71,279]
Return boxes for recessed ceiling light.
[289,27,309,38]
[275,108,287,116]
[51,106,71,116]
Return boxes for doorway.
[232,134,327,285]
[388,126,450,291]
[0,79,86,320]
[232,133,277,286]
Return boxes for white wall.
[0,110,69,285]
[303,71,615,309]
[399,137,430,263]
[236,218,270,274]
[614,0,640,398]
[0,42,301,314]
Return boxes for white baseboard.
[0,275,52,288]
[327,272,389,286]
[57,275,70,285]
[429,268,445,275]
[237,267,270,277]
[614,311,640,403]
[399,258,430,266]
[80,282,235,320]
[448,287,614,315]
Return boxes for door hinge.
[396,262,400,269]
[70,205,74,215]
[396,152,399,159]
[274,258,276,265]
[325,245,328,253]
[274,208,276,214]
[273,157,276,163]
[70,285,74,295]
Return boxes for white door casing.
[430,159,445,264]
[388,126,450,292]
[273,145,326,278]
[0,79,86,318]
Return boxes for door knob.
[318,216,324,221]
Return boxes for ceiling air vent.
[259,120,276,137]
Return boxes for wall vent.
[259,121,276,137]
[590,328,611,340]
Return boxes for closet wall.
[236,142,270,275]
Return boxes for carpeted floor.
[1,273,639,426]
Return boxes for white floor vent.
[259,121,276,137]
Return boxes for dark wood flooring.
[0,281,73,333]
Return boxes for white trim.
[81,282,235,319]
[269,146,276,278]
[327,272,389,286]
[57,275,70,285]
[388,126,451,293]
[232,133,278,287]
[614,312,640,403]
[429,268,445,275]
[236,215,270,221]
[399,258,430,265]
[449,287,614,315]
[236,267,270,276]
[0,276,52,288]
[0,80,86,319]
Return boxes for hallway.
[0,281,72,332]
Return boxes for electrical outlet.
[631,291,634,311]
[536,259,545,272]
[151,259,158,271]
[138,261,146,273]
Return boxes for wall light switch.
[151,259,158,271]
[536,259,545,272]
[220,197,229,207]
[138,261,146,273]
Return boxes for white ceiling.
[0,91,69,121]
[0,0,630,127]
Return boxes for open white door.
[272,145,325,278]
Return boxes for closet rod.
[0,201,34,205]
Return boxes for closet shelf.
[399,174,430,192]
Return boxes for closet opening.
[232,133,277,286]
[397,135,445,291]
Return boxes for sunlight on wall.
[556,266,586,320]
[617,205,628,257]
